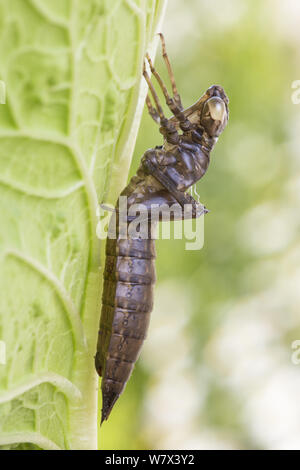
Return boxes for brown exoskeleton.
[95,34,229,424]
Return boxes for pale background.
[101,0,300,450]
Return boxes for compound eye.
[205,97,226,121]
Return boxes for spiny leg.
[143,62,179,144]
[146,48,192,132]
[145,94,160,124]
[145,53,171,107]
[145,53,186,123]
[159,33,182,110]
[143,61,165,121]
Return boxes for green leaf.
[0,0,167,450]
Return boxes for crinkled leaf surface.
[0,0,167,450]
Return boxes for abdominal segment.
[95,234,156,423]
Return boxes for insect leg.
[145,94,160,124]
[146,51,192,132]
[143,61,166,122]
[158,33,182,109]
[145,53,172,106]
[143,62,179,144]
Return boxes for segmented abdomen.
[95,228,156,422]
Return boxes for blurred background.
[101,0,300,450]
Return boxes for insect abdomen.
[95,234,156,422]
